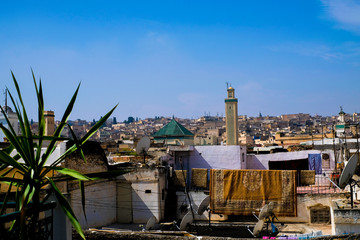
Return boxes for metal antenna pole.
[321,124,324,147]
[4,88,8,113]
[333,124,337,172]
[357,124,359,155]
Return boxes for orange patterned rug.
[210,169,297,216]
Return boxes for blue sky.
[1,1,360,121]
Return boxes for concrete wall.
[41,141,67,165]
[277,193,346,223]
[0,110,18,141]
[132,181,162,223]
[331,201,360,235]
[69,167,167,227]
[47,193,73,240]
[176,191,346,225]
[64,141,108,174]
[176,191,227,221]
[71,180,117,228]
[246,150,335,170]
[117,182,132,223]
[187,145,244,170]
[117,168,166,223]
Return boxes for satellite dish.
[145,216,157,230]
[179,211,193,231]
[339,153,358,189]
[253,219,264,237]
[136,136,151,155]
[136,136,151,163]
[258,202,275,220]
[197,196,210,215]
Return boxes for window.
[310,206,330,224]
[145,189,151,194]
[322,153,330,168]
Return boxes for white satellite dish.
[136,136,151,155]
[136,136,151,163]
[339,153,358,189]
[145,216,157,230]
[253,219,264,237]
[338,153,359,208]
[197,196,210,215]
[179,211,193,231]
[258,202,275,220]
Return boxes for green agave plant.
[0,71,121,239]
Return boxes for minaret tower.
[225,85,239,145]
[338,106,345,123]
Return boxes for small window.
[310,206,330,224]
[145,190,151,194]
[322,153,330,168]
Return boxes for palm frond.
[80,104,117,144]
[47,177,85,240]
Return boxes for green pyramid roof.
[153,119,194,137]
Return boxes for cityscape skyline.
[1,1,360,121]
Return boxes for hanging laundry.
[308,154,322,174]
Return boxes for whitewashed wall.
[71,180,117,228]
[117,168,166,223]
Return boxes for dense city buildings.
[22,106,356,155]
[2,87,360,238]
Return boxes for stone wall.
[64,141,108,174]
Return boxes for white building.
[0,106,19,142]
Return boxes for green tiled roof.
[153,119,194,137]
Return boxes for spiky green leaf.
[47,177,85,240]
[80,104,117,144]
[79,181,88,223]
[45,166,90,181]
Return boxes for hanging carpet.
[210,169,297,216]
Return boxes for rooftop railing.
[0,201,56,240]
[296,170,343,194]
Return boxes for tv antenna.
[2,88,8,113]
[338,153,359,208]
[136,136,151,164]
